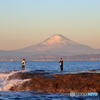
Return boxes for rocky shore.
[8,70,100,93]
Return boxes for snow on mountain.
[17,34,100,56]
[18,34,79,52]
[41,34,79,47]
[0,34,100,60]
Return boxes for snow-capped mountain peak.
[41,34,78,46]
[17,34,100,55]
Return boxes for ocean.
[0,61,100,100]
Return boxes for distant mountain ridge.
[17,34,100,55]
[0,34,100,60]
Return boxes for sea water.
[0,61,100,100]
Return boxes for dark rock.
[8,71,100,93]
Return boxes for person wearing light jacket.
[21,59,26,70]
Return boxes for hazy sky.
[0,0,100,50]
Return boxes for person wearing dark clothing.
[59,58,63,71]
[21,59,26,70]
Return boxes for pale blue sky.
[0,0,100,50]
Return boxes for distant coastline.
[0,54,100,61]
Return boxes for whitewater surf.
[0,70,30,91]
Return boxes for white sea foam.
[0,70,30,91]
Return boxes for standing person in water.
[59,58,63,71]
[21,59,26,70]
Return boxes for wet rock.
[8,71,100,93]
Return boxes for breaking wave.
[0,70,30,91]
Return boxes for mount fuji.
[17,34,100,56]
